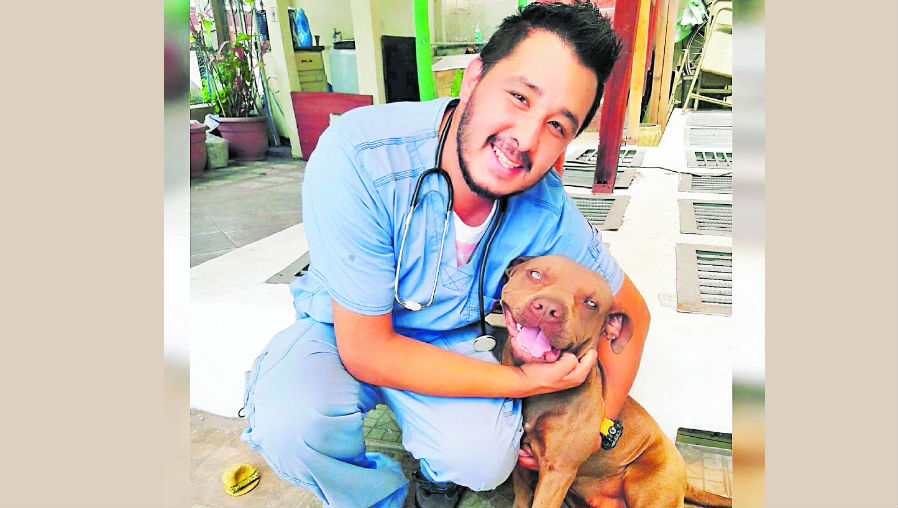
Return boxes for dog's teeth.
[516,323,523,331]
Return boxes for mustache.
[487,134,532,172]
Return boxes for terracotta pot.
[190,122,208,178]
[217,116,268,161]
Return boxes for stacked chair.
[683,0,732,110]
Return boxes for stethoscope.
[394,105,508,352]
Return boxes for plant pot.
[190,122,209,178]
[637,123,662,147]
[217,116,268,161]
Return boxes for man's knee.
[246,344,369,461]
[426,405,522,490]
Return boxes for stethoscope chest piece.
[473,334,497,352]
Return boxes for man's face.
[456,30,598,199]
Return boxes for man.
[240,3,650,508]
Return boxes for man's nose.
[511,113,542,154]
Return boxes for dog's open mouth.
[502,303,561,363]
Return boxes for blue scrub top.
[292,97,623,341]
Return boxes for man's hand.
[515,350,597,396]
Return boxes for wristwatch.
[600,417,623,450]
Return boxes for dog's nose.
[527,296,566,323]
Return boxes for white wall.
[380,0,415,36]
[264,0,304,157]
[291,0,355,44]
[435,0,517,43]
[290,0,355,84]
[351,0,386,103]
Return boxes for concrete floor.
[190,157,306,267]
[189,108,734,507]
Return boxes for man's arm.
[332,300,598,398]
[597,274,650,421]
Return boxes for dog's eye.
[585,299,597,309]
[529,270,542,280]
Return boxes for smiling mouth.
[502,303,561,363]
[490,141,525,170]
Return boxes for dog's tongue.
[517,326,552,357]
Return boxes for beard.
[455,91,543,201]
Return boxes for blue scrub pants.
[240,317,524,508]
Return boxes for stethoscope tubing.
[394,106,456,312]
[394,167,454,312]
[393,103,506,343]
[477,198,507,337]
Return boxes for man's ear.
[458,57,484,102]
[602,302,632,354]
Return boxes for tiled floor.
[190,157,306,267]
[678,443,733,507]
[191,405,732,508]
[190,409,322,508]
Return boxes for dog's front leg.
[512,463,535,508]
[531,466,579,508]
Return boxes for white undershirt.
[453,200,498,267]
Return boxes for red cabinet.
[290,92,374,159]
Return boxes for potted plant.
[190,1,269,161]
[190,121,208,177]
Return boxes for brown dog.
[500,255,732,508]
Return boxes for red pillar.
[593,0,640,194]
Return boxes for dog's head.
[500,255,626,365]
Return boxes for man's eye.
[529,270,542,280]
[511,92,528,105]
[549,120,565,136]
[585,299,597,309]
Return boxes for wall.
[262,0,304,157]
[434,0,517,43]
[289,0,355,86]
[290,0,355,44]
[350,0,386,103]
[380,0,415,36]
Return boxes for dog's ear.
[601,302,632,354]
[504,256,534,279]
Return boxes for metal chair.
[684,0,732,109]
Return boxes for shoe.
[413,469,463,508]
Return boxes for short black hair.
[479,1,622,135]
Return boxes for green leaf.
[202,18,212,30]
[235,33,253,43]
